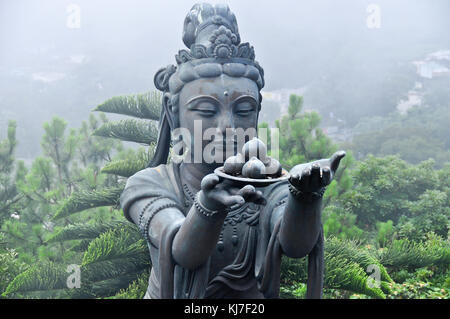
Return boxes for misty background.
[1,0,450,162]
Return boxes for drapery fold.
[120,163,323,299]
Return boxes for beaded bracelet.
[139,198,183,240]
[138,196,163,230]
[194,193,228,218]
[288,183,326,203]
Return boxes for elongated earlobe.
[163,93,178,130]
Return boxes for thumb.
[330,151,346,172]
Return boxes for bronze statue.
[120,3,345,299]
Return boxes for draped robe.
[120,162,323,299]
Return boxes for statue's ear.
[162,93,179,130]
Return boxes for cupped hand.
[199,173,267,211]
[289,151,346,193]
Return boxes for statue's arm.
[127,198,227,271]
[277,191,323,258]
[276,151,346,258]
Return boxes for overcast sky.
[1,0,449,159]
[1,0,449,89]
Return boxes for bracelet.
[139,198,183,240]
[288,183,326,203]
[194,193,228,218]
[138,196,163,228]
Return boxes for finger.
[222,195,245,207]
[244,189,265,204]
[289,173,301,187]
[255,196,267,206]
[238,185,256,199]
[252,190,267,206]
[227,186,243,195]
[301,166,311,187]
[321,166,331,186]
[310,163,322,189]
[201,174,220,191]
[330,151,346,172]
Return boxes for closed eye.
[234,100,257,117]
[188,99,218,117]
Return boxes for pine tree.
[2,91,160,298]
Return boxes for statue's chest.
[181,184,260,274]
[208,203,260,277]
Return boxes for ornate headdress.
[149,3,265,167]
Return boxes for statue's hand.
[289,151,346,193]
[198,174,266,211]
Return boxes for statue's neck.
[180,162,218,193]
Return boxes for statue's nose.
[217,111,235,135]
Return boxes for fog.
[1,0,449,159]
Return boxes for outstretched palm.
[289,151,346,193]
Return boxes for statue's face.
[178,74,259,165]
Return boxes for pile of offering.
[223,137,282,179]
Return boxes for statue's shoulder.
[125,163,173,190]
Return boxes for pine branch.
[323,254,385,299]
[93,119,158,145]
[67,225,150,298]
[326,237,393,284]
[2,262,69,298]
[81,224,145,266]
[101,147,153,177]
[93,91,161,121]
[46,221,128,243]
[70,239,92,252]
[107,271,149,299]
[378,238,450,270]
[52,184,125,220]
[69,269,147,299]
[281,237,390,298]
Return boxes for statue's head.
[149,3,265,167]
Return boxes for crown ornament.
[175,3,257,65]
[154,3,264,93]
[176,25,256,64]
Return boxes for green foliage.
[342,155,449,233]
[94,91,161,121]
[69,226,149,298]
[376,220,395,247]
[2,262,69,298]
[350,103,450,167]
[81,224,145,266]
[323,205,364,240]
[52,184,125,220]
[0,248,27,296]
[107,271,149,299]
[93,119,158,145]
[2,91,160,299]
[3,88,449,299]
[101,147,152,177]
[275,95,336,169]
[281,237,393,299]
[378,235,449,271]
[386,267,448,299]
[262,94,355,207]
[0,121,22,223]
[47,221,127,243]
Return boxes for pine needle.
[93,91,161,121]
